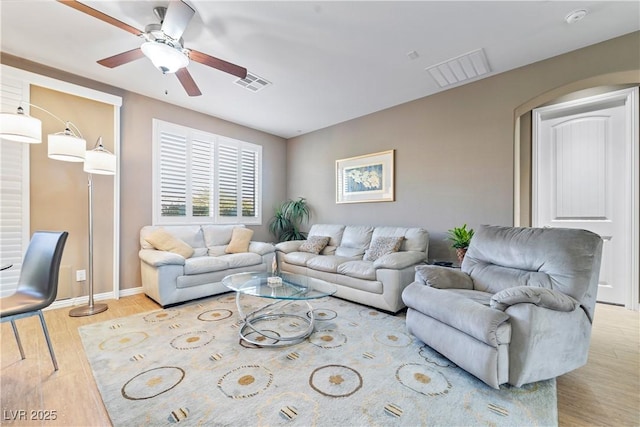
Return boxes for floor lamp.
[1,105,116,317]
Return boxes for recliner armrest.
[414,265,473,289]
[139,249,186,267]
[490,286,579,312]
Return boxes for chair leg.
[10,320,25,360]
[37,311,58,371]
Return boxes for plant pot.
[456,248,467,265]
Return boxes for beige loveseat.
[275,224,429,312]
[139,225,275,306]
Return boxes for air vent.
[425,48,491,88]
[235,72,271,92]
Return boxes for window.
[0,77,31,297]
[152,119,262,225]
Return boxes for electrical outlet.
[76,269,86,282]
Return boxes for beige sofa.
[139,225,275,306]
[275,224,429,312]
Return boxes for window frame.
[152,119,262,226]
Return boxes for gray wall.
[286,31,640,262]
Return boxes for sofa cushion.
[184,256,229,275]
[307,255,354,273]
[299,236,331,254]
[445,289,494,306]
[145,228,195,259]
[283,252,317,267]
[226,227,254,253]
[308,224,346,247]
[338,260,376,280]
[335,247,366,258]
[218,253,263,269]
[140,225,205,250]
[363,236,403,261]
[341,225,374,249]
[203,224,242,246]
[415,265,474,289]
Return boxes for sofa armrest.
[275,240,304,253]
[139,249,186,267]
[249,241,276,255]
[490,286,579,312]
[414,265,474,290]
[373,251,425,270]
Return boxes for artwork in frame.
[336,150,394,203]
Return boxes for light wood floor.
[1,294,638,426]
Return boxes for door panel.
[535,94,630,305]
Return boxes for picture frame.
[336,149,395,203]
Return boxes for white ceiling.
[1,1,638,139]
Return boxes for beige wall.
[287,31,640,262]
[30,86,115,299]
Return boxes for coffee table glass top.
[222,272,337,300]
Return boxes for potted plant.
[268,197,310,242]
[447,224,474,265]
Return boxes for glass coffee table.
[222,271,337,347]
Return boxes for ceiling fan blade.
[97,48,145,68]
[189,50,247,79]
[162,0,195,41]
[176,68,202,97]
[57,0,142,36]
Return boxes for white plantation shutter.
[158,129,188,220]
[241,147,258,218]
[191,134,214,218]
[0,78,30,297]
[152,119,261,225]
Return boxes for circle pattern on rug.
[359,308,387,320]
[373,330,412,347]
[144,310,180,323]
[198,309,233,322]
[121,366,185,400]
[419,346,457,368]
[395,363,452,397]
[242,328,281,346]
[218,365,273,399]
[308,308,337,321]
[309,365,363,398]
[170,330,215,350]
[309,330,347,348]
[99,331,149,351]
[257,392,320,426]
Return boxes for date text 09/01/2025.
[3,410,58,421]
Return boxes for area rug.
[79,294,557,426]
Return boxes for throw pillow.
[225,227,254,253]
[145,228,195,259]
[363,236,403,262]
[298,236,330,254]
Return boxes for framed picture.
[336,149,395,203]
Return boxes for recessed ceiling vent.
[425,48,491,88]
[235,72,271,92]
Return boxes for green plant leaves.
[447,224,474,249]
[268,197,310,242]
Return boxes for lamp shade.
[84,147,116,175]
[0,111,42,143]
[48,132,86,162]
[141,41,189,74]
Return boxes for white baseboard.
[47,286,145,311]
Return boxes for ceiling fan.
[58,0,248,97]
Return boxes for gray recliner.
[402,225,603,388]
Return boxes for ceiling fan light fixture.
[141,41,189,74]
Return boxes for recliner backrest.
[462,225,603,320]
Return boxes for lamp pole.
[69,173,108,316]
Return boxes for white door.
[533,88,638,306]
